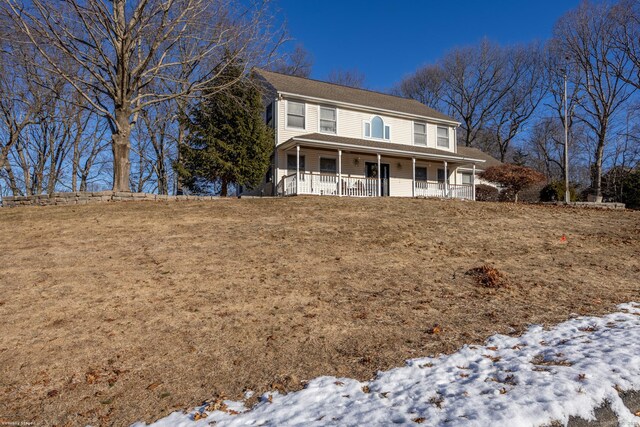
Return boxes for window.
[415,166,427,181]
[287,101,305,129]
[437,168,446,183]
[320,157,337,174]
[371,116,383,138]
[287,154,305,174]
[320,107,337,134]
[414,123,427,146]
[364,116,390,140]
[461,172,473,185]
[437,126,449,147]
[265,103,273,127]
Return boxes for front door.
[365,162,390,197]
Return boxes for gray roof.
[456,146,502,170]
[255,69,457,123]
[285,133,484,163]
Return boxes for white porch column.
[377,153,381,197]
[412,158,416,198]
[338,149,342,196]
[444,160,449,198]
[296,145,300,195]
[472,163,476,200]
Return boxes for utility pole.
[563,64,570,204]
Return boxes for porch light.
[353,158,360,166]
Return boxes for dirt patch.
[0,197,638,425]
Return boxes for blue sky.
[276,0,581,91]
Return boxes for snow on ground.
[134,303,640,427]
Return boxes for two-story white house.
[252,69,489,199]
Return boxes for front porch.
[275,136,483,200]
[279,172,474,199]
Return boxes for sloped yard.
[0,197,638,426]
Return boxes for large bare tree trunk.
[594,133,606,197]
[112,106,131,192]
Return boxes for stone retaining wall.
[1,191,220,207]
[544,201,626,210]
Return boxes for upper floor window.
[414,122,427,146]
[287,100,305,129]
[265,102,273,127]
[320,107,337,134]
[437,126,449,148]
[364,116,390,140]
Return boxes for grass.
[0,197,638,426]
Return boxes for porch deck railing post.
[444,160,449,198]
[472,163,476,201]
[296,145,300,195]
[412,157,416,198]
[338,149,342,196]
[377,153,381,197]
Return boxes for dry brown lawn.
[0,197,639,426]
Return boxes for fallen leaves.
[146,382,162,391]
[466,265,509,288]
[426,324,442,335]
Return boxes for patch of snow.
[134,303,640,427]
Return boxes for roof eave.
[284,136,486,164]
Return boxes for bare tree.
[487,44,548,161]
[0,36,46,195]
[269,44,313,77]
[133,102,176,194]
[3,0,282,191]
[610,0,640,89]
[441,39,520,148]
[390,64,445,110]
[327,68,365,88]
[553,0,636,197]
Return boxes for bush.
[479,164,546,203]
[622,170,640,209]
[540,181,577,202]
[475,184,500,202]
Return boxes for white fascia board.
[287,137,486,164]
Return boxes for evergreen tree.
[176,62,273,196]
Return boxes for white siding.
[277,96,456,153]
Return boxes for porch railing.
[449,184,474,200]
[281,173,472,199]
[342,176,379,197]
[415,181,446,198]
[281,173,380,197]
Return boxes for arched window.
[364,116,390,140]
[371,116,384,139]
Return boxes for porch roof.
[281,133,486,164]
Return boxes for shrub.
[475,184,500,202]
[480,164,546,203]
[540,181,577,202]
[622,169,640,209]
